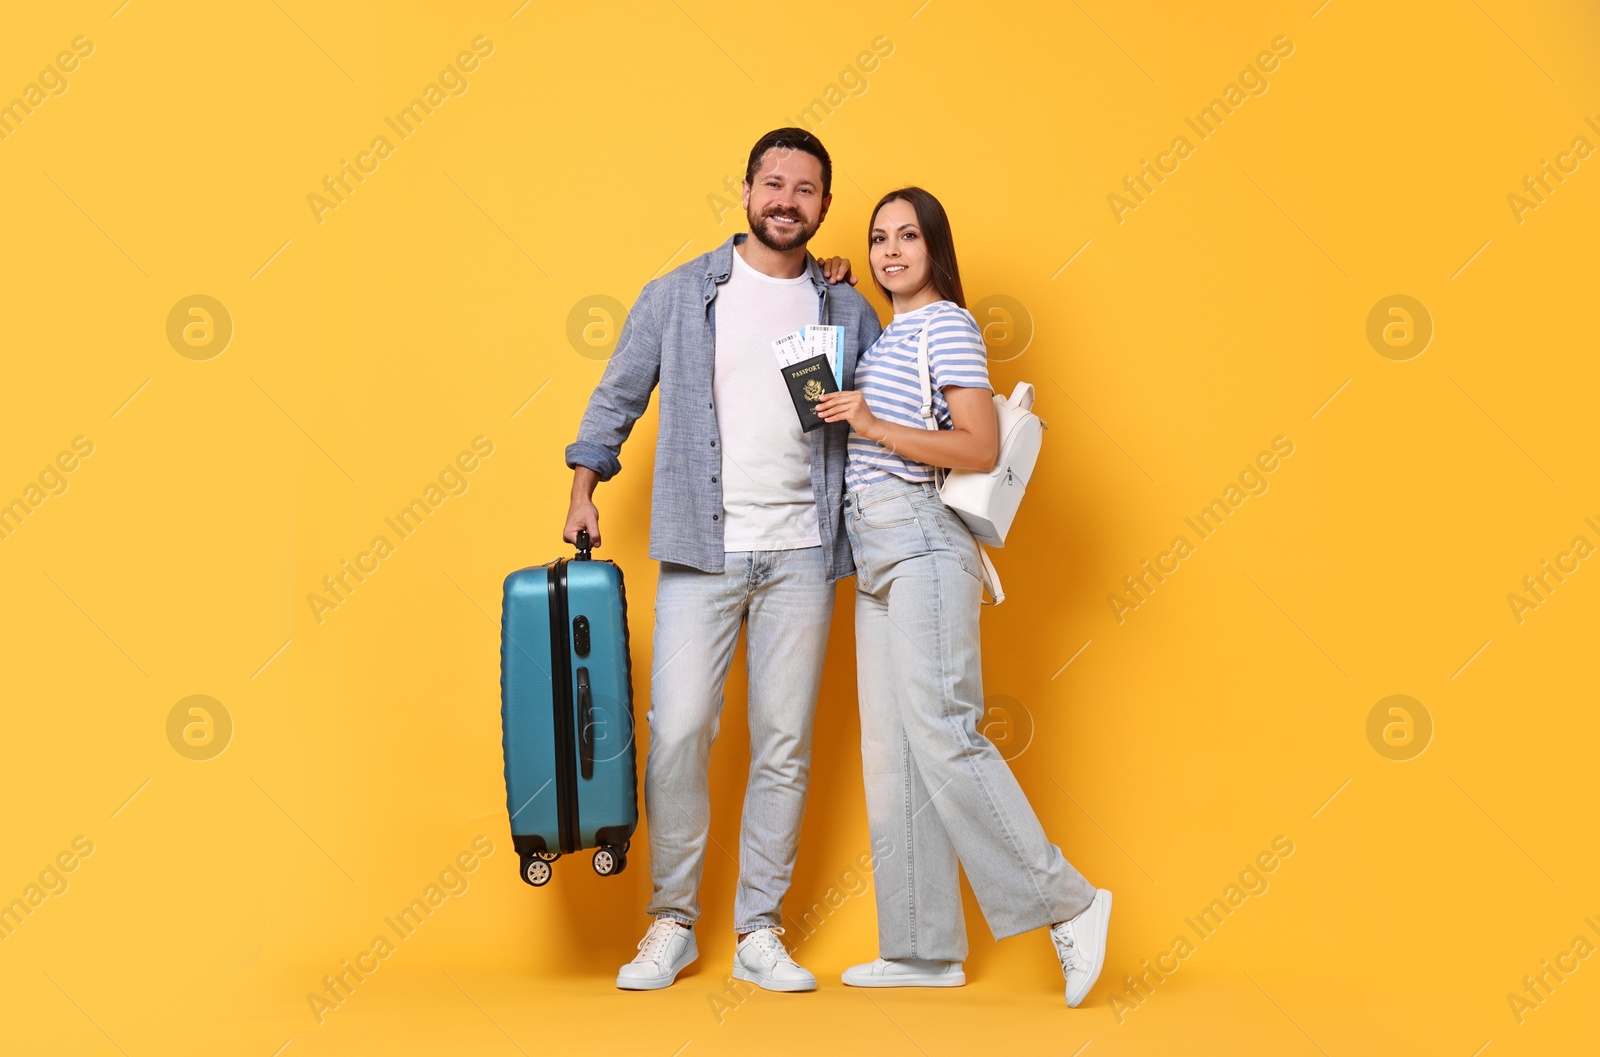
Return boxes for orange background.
[2,1,1598,1054]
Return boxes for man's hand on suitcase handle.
[565,467,602,548]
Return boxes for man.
[563,128,881,992]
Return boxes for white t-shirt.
[712,247,821,551]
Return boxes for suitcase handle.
[575,529,593,561]
[576,666,594,780]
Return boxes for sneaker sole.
[732,964,816,993]
[842,972,965,988]
[616,941,698,991]
[1065,890,1112,1008]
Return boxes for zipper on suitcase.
[545,559,582,854]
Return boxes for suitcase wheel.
[521,855,553,887]
[592,846,627,877]
[534,850,559,862]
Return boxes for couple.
[562,127,1111,1007]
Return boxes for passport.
[780,353,839,432]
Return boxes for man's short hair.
[744,128,832,196]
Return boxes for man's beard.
[748,207,817,251]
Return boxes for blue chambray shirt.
[565,233,884,582]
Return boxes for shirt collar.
[891,300,948,322]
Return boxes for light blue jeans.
[844,478,1096,961]
[644,547,834,933]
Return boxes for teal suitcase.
[500,530,638,886]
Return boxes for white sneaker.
[732,927,816,992]
[1052,889,1112,1007]
[616,918,697,990]
[842,957,965,988]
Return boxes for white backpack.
[915,324,1046,605]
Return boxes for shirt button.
[712,514,719,520]
[710,440,716,447]
[710,476,718,483]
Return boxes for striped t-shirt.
[845,300,992,489]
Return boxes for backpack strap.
[914,322,936,428]
[977,545,1005,605]
[913,323,948,488]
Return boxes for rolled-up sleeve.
[564,283,663,482]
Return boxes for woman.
[813,187,1112,1007]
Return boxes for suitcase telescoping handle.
[575,529,592,561]
[576,666,595,780]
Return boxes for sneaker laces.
[635,920,681,965]
[743,927,794,966]
[1052,922,1085,974]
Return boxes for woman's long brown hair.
[868,186,966,309]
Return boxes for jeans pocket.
[854,511,936,588]
[921,500,982,585]
[857,492,920,528]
